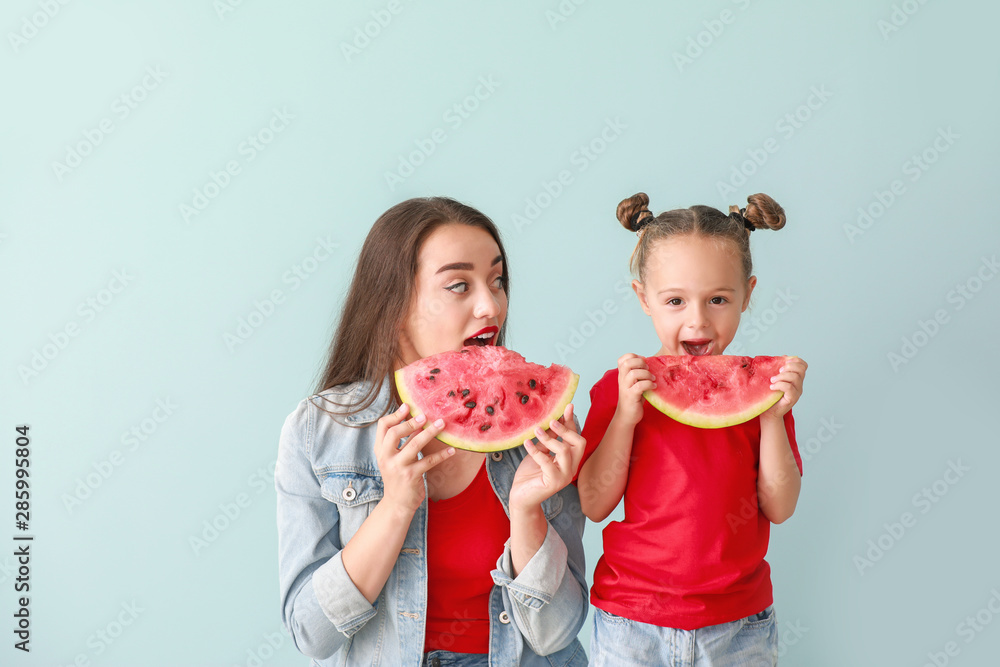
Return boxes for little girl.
[576,192,807,666]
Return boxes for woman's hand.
[615,353,655,426]
[375,403,457,514]
[761,356,807,420]
[508,404,587,514]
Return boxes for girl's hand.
[508,404,586,514]
[615,353,655,426]
[375,403,457,513]
[762,356,807,420]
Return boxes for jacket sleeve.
[490,464,589,655]
[275,399,378,660]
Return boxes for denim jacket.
[276,378,589,666]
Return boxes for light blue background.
[2,1,999,665]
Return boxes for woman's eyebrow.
[435,255,503,274]
[435,262,473,274]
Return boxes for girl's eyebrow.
[657,286,737,294]
[434,255,503,274]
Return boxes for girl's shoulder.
[588,367,619,402]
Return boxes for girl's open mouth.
[463,326,498,347]
[681,339,713,356]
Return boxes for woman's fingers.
[415,444,457,475]
[398,417,445,459]
[524,438,559,477]
[383,412,426,452]
[535,425,573,476]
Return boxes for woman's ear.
[741,276,757,312]
[632,279,652,316]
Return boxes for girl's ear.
[741,276,757,312]
[632,279,652,316]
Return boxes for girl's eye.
[445,282,468,294]
[710,296,728,305]
[667,298,683,306]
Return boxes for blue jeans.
[590,605,779,666]
[422,650,490,666]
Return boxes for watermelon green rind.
[641,354,787,429]
[394,351,580,453]
[642,385,781,429]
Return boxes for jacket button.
[490,452,503,462]
[498,610,511,624]
[429,658,441,667]
[342,487,357,501]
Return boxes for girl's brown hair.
[314,197,510,423]
[616,192,786,282]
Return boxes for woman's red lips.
[464,326,498,346]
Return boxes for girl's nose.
[688,304,709,329]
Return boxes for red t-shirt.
[424,459,510,653]
[576,368,802,630]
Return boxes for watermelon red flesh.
[642,355,786,428]
[395,346,579,452]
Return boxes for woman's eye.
[492,275,506,289]
[445,282,468,294]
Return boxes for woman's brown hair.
[313,197,510,423]
[616,192,786,283]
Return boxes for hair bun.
[740,193,786,231]
[617,192,655,232]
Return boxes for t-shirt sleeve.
[783,409,803,476]
[572,369,619,484]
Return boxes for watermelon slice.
[394,346,579,452]
[642,355,787,428]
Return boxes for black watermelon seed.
[485,406,494,416]
[520,394,529,405]
[430,368,440,374]
[529,379,536,389]
[461,389,470,397]
[448,390,455,397]
[460,349,469,354]
[480,423,491,432]
[465,401,476,409]
[426,375,435,381]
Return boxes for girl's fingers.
[631,379,655,395]
[627,368,655,383]
[619,356,648,373]
[769,369,802,384]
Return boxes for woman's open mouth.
[681,339,713,356]
[464,326,498,347]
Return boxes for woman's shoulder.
[279,379,391,472]
[296,378,394,423]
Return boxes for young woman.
[276,197,589,666]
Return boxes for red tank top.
[424,459,511,653]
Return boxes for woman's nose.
[473,285,502,320]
